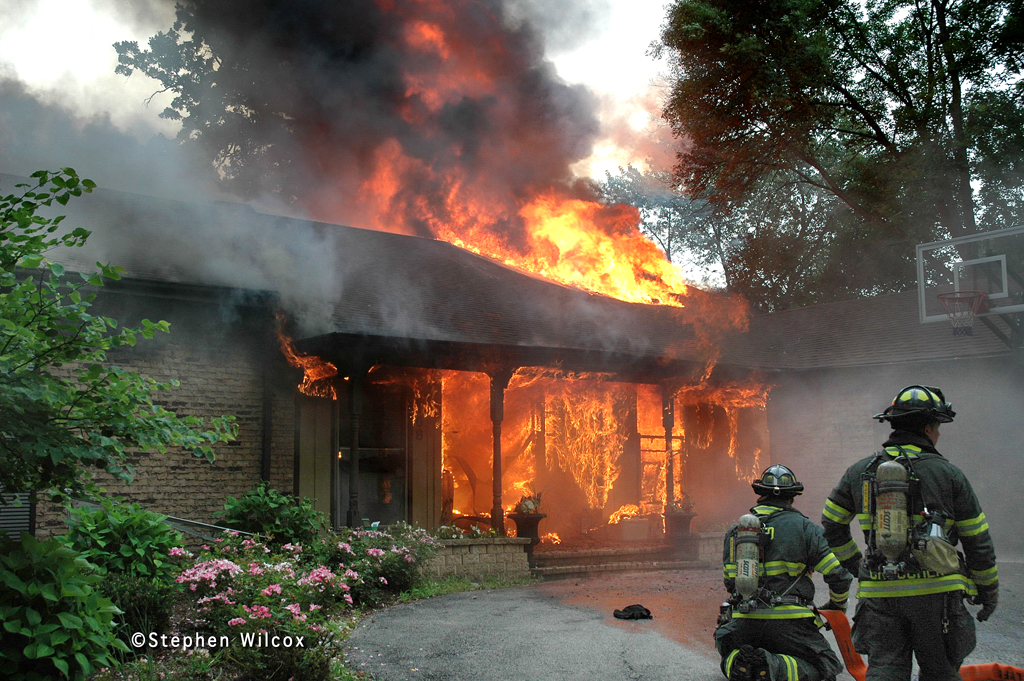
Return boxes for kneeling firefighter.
[717,465,852,681]
[821,386,998,681]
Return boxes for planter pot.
[508,513,546,568]
[664,512,698,560]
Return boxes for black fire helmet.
[752,464,804,497]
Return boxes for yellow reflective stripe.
[778,654,799,681]
[823,498,854,524]
[955,513,989,537]
[815,553,840,575]
[724,649,740,676]
[762,560,807,576]
[724,562,737,578]
[885,445,921,457]
[753,505,781,515]
[832,539,860,562]
[858,573,977,598]
[733,605,816,619]
[829,588,849,602]
[970,565,998,586]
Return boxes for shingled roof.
[27,177,723,377]
[719,289,1013,371]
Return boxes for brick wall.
[35,287,298,536]
[420,538,532,581]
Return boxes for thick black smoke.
[112,0,603,243]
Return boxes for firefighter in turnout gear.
[717,465,852,681]
[821,385,999,681]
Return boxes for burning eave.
[292,330,715,386]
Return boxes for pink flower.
[379,577,388,585]
[366,548,385,558]
[168,547,191,558]
[262,584,283,596]
[308,604,321,612]
[337,542,354,554]
[228,618,246,626]
[285,603,307,621]
[244,605,272,619]
[405,554,415,563]
[344,593,353,605]
[282,543,304,554]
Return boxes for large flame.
[437,367,771,540]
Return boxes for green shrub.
[63,498,184,582]
[100,573,179,649]
[219,482,326,546]
[327,523,439,607]
[0,532,128,680]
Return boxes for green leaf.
[56,612,83,630]
[53,658,69,677]
[49,262,65,276]
[19,254,43,269]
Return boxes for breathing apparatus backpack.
[734,513,762,602]
[724,509,808,617]
[863,449,960,578]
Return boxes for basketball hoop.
[937,290,988,336]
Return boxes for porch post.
[489,368,514,535]
[662,384,675,510]
[346,373,364,528]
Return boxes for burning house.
[23,179,768,547]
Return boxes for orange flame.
[541,532,561,545]
[608,504,640,525]
[275,315,339,399]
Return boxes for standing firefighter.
[717,465,852,681]
[821,385,998,681]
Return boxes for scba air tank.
[734,514,762,600]
[874,460,910,561]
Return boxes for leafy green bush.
[325,523,439,607]
[176,533,345,681]
[0,533,128,680]
[62,498,184,581]
[219,481,326,546]
[100,573,179,649]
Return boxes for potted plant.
[508,491,546,566]
[664,494,698,558]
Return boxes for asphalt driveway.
[344,563,1024,681]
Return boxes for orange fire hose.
[818,610,1024,681]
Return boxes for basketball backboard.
[917,225,1024,325]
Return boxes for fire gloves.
[973,588,998,622]
[817,600,847,613]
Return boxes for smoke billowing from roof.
[108,0,604,244]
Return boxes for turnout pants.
[715,616,843,681]
[852,592,976,681]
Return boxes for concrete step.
[532,559,714,579]
[533,544,676,568]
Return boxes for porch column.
[346,372,365,528]
[489,368,514,535]
[662,384,675,509]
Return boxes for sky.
[0,0,675,188]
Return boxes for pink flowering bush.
[304,522,439,606]
[174,534,342,680]
[165,523,438,678]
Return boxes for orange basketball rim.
[818,610,1024,681]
